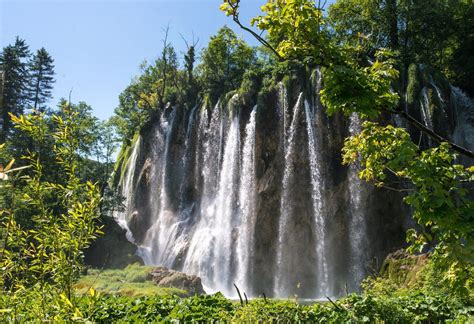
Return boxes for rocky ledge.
[148,267,205,296]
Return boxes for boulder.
[379,249,429,287]
[84,215,142,269]
[148,267,205,296]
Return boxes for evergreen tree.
[0,37,30,141]
[28,47,55,112]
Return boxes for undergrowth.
[2,290,471,323]
[73,263,187,297]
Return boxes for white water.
[275,92,304,297]
[212,114,241,293]
[114,136,141,242]
[347,114,369,290]
[235,106,258,292]
[138,110,184,267]
[419,87,435,147]
[305,99,329,295]
[182,102,241,296]
[451,86,474,154]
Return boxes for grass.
[74,263,187,297]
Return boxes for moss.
[426,88,439,117]
[406,63,420,106]
[226,92,240,118]
[256,78,278,120]
[379,250,429,289]
[431,69,450,95]
[112,133,141,188]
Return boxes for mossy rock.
[84,215,142,269]
[379,249,429,288]
[406,63,420,106]
[112,133,141,188]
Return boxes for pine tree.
[0,37,30,141]
[28,47,55,112]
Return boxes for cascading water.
[114,135,141,242]
[347,114,370,290]
[138,110,186,267]
[235,106,257,292]
[304,99,329,296]
[181,102,224,290]
[274,93,304,297]
[451,86,474,162]
[182,96,243,296]
[210,114,241,293]
[113,78,422,299]
[179,105,199,210]
[420,87,434,147]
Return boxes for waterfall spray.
[114,135,142,242]
[275,93,304,297]
[305,100,329,295]
[235,105,258,292]
[347,114,369,291]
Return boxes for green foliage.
[0,103,102,316]
[167,293,235,322]
[343,122,473,295]
[321,50,400,118]
[328,0,474,95]
[3,288,471,322]
[198,26,256,104]
[251,0,328,61]
[111,39,185,140]
[233,299,315,322]
[112,132,140,189]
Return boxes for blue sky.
[1,0,334,120]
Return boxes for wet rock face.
[148,267,205,296]
[84,216,143,269]
[113,68,471,299]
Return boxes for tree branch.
[375,106,474,158]
[391,109,474,158]
[227,1,284,61]
[130,89,155,111]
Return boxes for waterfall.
[138,110,184,267]
[347,114,369,291]
[305,100,329,296]
[114,135,141,242]
[202,102,224,200]
[451,86,474,155]
[182,98,241,296]
[212,115,241,294]
[181,103,225,290]
[235,106,257,292]
[179,105,199,211]
[115,78,415,299]
[275,92,304,297]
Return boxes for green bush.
[2,289,472,322]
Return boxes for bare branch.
[390,108,474,158]
[130,88,155,111]
[226,0,284,61]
